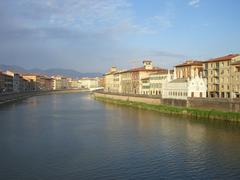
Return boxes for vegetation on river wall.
[94,96,240,122]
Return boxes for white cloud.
[188,0,201,7]
[13,0,175,36]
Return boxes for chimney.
[143,60,153,70]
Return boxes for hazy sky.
[0,0,239,73]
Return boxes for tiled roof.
[149,70,169,75]
[204,54,240,63]
[175,61,203,67]
[121,66,167,73]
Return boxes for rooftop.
[204,54,240,63]
[122,66,167,73]
[175,60,203,67]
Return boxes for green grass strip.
[94,96,240,122]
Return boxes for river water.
[0,93,240,179]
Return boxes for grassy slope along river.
[94,94,240,122]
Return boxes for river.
[0,93,240,179]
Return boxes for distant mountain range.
[0,64,103,78]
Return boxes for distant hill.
[0,64,103,78]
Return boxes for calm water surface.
[0,93,240,179]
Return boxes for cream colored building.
[120,60,167,95]
[68,78,81,89]
[203,54,240,98]
[148,70,173,96]
[112,72,122,93]
[104,67,117,93]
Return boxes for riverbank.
[0,89,88,105]
[93,92,240,122]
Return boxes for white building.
[162,75,207,100]
[79,77,99,89]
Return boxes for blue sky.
[0,0,239,72]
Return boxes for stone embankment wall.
[94,92,162,105]
[0,92,42,104]
[94,92,186,107]
[188,98,240,112]
[94,92,240,112]
[161,98,187,107]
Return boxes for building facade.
[203,54,240,98]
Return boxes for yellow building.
[103,67,123,93]
[231,61,240,98]
[203,54,240,98]
[175,60,203,78]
